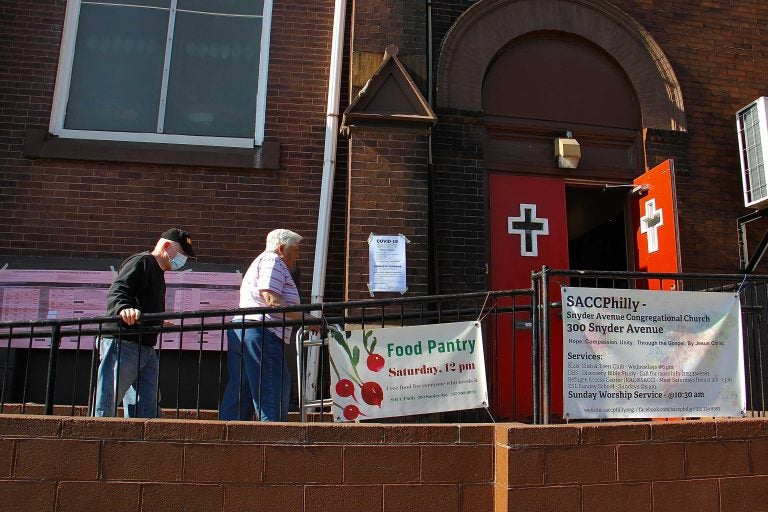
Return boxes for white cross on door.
[508,203,549,257]
[640,199,664,253]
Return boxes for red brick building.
[2,0,765,296]
[2,0,767,417]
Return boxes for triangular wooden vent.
[342,45,437,134]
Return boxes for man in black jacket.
[93,228,195,418]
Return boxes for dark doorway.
[567,186,628,272]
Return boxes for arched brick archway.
[436,0,686,131]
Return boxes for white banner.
[562,287,745,419]
[329,321,488,422]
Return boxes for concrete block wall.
[0,415,495,512]
[2,414,768,511]
[495,418,768,512]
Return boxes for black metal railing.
[7,270,768,425]
[0,290,534,422]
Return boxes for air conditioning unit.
[737,97,768,208]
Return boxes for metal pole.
[307,0,348,407]
[738,216,749,271]
[540,266,551,425]
[530,271,541,424]
[44,325,61,415]
[746,229,768,274]
[737,210,768,273]
[295,328,306,422]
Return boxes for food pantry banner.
[562,287,745,419]
[329,321,488,422]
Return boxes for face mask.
[169,251,187,271]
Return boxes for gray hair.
[265,229,302,252]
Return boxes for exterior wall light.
[555,131,581,169]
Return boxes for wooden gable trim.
[342,45,437,135]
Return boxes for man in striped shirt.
[219,229,304,421]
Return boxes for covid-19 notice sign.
[562,287,745,419]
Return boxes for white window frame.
[49,0,273,148]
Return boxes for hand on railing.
[119,308,141,326]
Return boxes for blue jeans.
[219,325,291,421]
[94,337,160,418]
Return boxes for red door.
[487,161,681,420]
[630,159,681,289]
[489,174,569,420]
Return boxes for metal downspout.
[303,0,347,408]
[427,0,439,294]
[312,0,347,306]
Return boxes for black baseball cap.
[161,228,196,258]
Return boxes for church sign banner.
[562,287,745,419]
[329,321,488,422]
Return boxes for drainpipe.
[304,0,347,406]
[311,0,347,307]
[426,0,440,294]
[427,0,433,109]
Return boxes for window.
[50,0,272,148]
[737,99,768,207]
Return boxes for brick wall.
[495,418,768,512]
[351,0,426,60]
[0,415,495,512]
[608,0,766,274]
[0,0,337,297]
[430,115,488,294]
[345,132,430,300]
[4,0,768,299]
[344,0,431,299]
[2,414,768,511]
[426,0,768,277]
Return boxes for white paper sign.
[368,234,407,294]
[329,321,488,422]
[562,287,745,419]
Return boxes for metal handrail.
[0,288,535,421]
